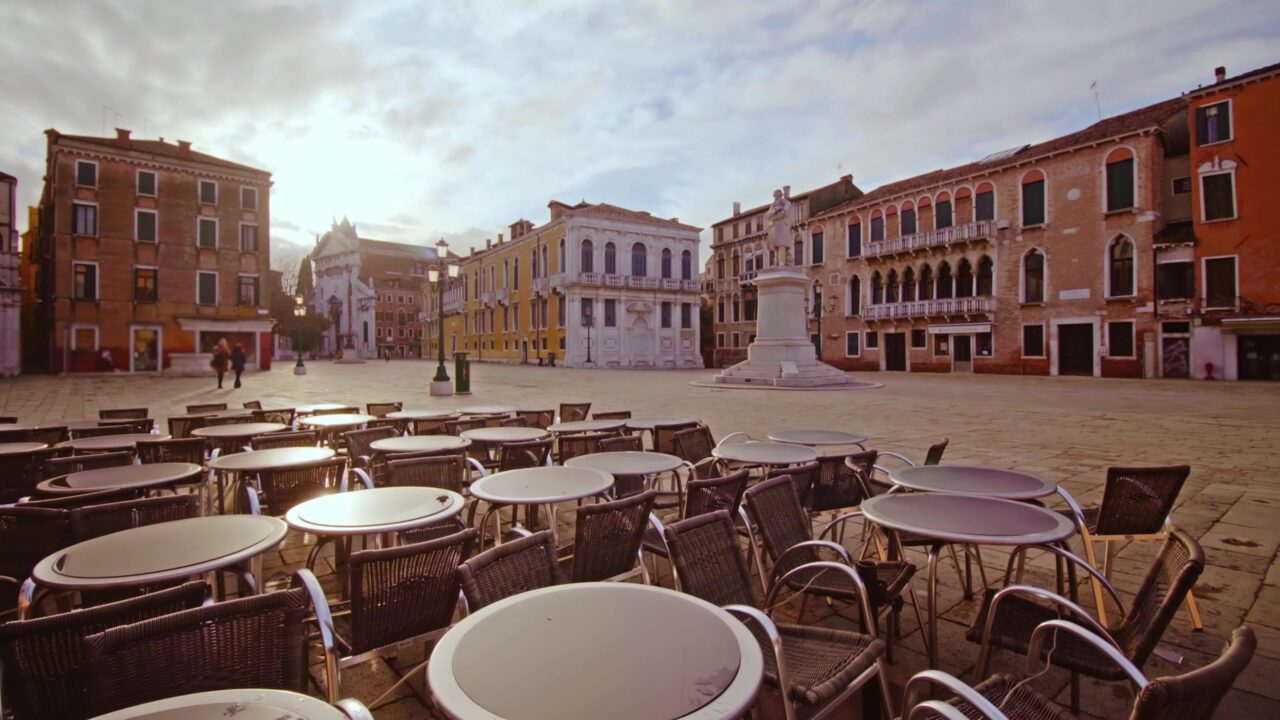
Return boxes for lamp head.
[435,238,448,255]
[447,263,460,278]
[428,267,440,283]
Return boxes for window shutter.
[1106,159,1135,211]
[1195,106,1210,145]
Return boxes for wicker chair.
[3,446,61,503]
[905,622,1256,720]
[458,529,561,611]
[744,475,919,660]
[409,418,448,435]
[69,424,136,440]
[167,415,206,440]
[185,402,228,414]
[769,460,819,509]
[379,454,482,543]
[557,431,610,463]
[592,410,632,421]
[0,506,72,611]
[42,451,134,481]
[99,408,148,420]
[499,416,529,428]
[654,420,701,455]
[570,491,656,583]
[817,449,876,516]
[599,434,642,452]
[671,425,718,477]
[70,494,202,543]
[242,400,263,410]
[1061,465,1200,630]
[0,581,208,720]
[497,438,553,471]
[966,529,1205,713]
[661,510,893,720]
[252,457,348,517]
[0,427,31,443]
[136,437,206,465]
[81,570,339,711]
[341,426,400,482]
[366,402,403,418]
[515,409,554,429]
[558,402,592,422]
[641,468,750,562]
[444,417,487,435]
[252,408,298,426]
[30,425,70,446]
[250,430,319,450]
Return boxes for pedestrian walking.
[210,338,231,389]
[231,342,247,389]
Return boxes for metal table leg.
[927,542,942,669]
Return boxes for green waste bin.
[454,352,471,395]
[548,352,556,367]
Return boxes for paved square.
[3,363,1278,717]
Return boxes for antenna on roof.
[1090,80,1102,121]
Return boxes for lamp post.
[582,302,594,365]
[812,278,823,359]
[292,294,307,376]
[429,238,460,395]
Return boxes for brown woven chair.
[409,418,448,435]
[30,425,70,446]
[769,460,819,509]
[458,529,561,612]
[70,494,202,543]
[444,417,487,435]
[98,408,148,420]
[341,426,400,482]
[967,529,1205,712]
[42,451,134,482]
[250,430,318,450]
[82,570,339,710]
[306,405,358,416]
[570,491,656,583]
[366,402,403,418]
[252,408,297,426]
[0,581,208,720]
[671,424,718,477]
[817,449,876,515]
[184,402,227,414]
[641,468,750,562]
[0,506,72,611]
[654,420,701,455]
[242,400,263,410]
[3,446,61,503]
[497,438,553,471]
[20,487,143,509]
[557,402,592,422]
[661,510,893,719]
[592,410,632,421]
[136,437,206,465]
[252,457,348,517]
[382,455,480,543]
[0,427,31,443]
[499,416,529,428]
[557,431,609,463]
[515,409,554,429]
[166,415,205,439]
[599,434,642,452]
[69,424,137,440]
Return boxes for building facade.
[429,201,704,368]
[0,172,19,376]
[24,129,274,374]
[309,218,436,360]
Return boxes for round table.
[459,404,516,416]
[27,515,287,611]
[287,486,465,536]
[0,441,46,455]
[860,493,1076,669]
[625,416,698,431]
[565,451,684,476]
[36,462,204,496]
[0,423,37,432]
[298,413,376,429]
[181,408,254,419]
[469,466,613,545]
[547,419,625,434]
[296,403,359,415]
[386,409,461,421]
[191,422,287,440]
[208,446,337,515]
[428,583,762,720]
[889,465,1057,500]
[460,426,549,444]
[370,435,470,454]
[767,429,867,449]
[89,688,353,720]
[57,433,169,452]
[712,441,818,468]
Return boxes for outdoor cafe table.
[298,413,376,430]
[546,418,625,434]
[458,404,516,416]
[860,493,1076,669]
[767,429,868,449]
[428,582,763,720]
[90,688,358,720]
[192,422,288,443]
[385,409,461,421]
[57,433,169,453]
[0,441,46,455]
[369,435,471,454]
[460,426,549,444]
[468,466,613,546]
[625,416,698,449]
[888,465,1058,501]
[296,403,359,415]
[209,446,337,514]
[35,461,204,496]
[565,450,684,496]
[24,515,287,617]
[712,440,819,469]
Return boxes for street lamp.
[582,302,594,365]
[292,294,307,376]
[812,278,823,359]
[429,238,461,395]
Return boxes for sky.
[2,0,1278,268]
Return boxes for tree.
[296,252,314,299]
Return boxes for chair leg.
[946,544,970,600]
[1184,589,1206,631]
[876,658,896,720]
[1079,529,1110,626]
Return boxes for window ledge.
[1201,216,1238,224]
[1020,301,1047,308]
[1104,207,1137,216]
[1020,223,1047,231]
[1197,139,1233,148]
[1157,298,1194,304]
[71,233,99,240]
[1106,295,1137,303]
[1020,355,1048,360]
[135,239,158,244]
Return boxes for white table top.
[176,408,254,420]
[860,493,1077,546]
[32,515,287,590]
[191,422,287,438]
[626,416,698,430]
[89,688,351,720]
[298,413,376,428]
[429,582,762,720]
[371,435,471,453]
[469,466,613,504]
[0,441,46,455]
[210,446,336,472]
[386,409,462,421]
[286,487,464,535]
[37,462,204,495]
[890,465,1058,500]
[459,404,516,416]
[296,403,359,414]
[57,433,169,451]
[547,419,625,434]
[565,451,684,476]
[711,441,818,466]
[460,426,549,443]
[767,429,867,447]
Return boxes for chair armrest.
[876,451,917,468]
[508,526,533,539]
[465,457,488,478]
[981,584,1120,656]
[347,468,375,491]
[909,700,981,720]
[716,432,752,447]
[768,541,853,590]
[817,510,866,541]
[242,485,262,515]
[1028,619,1149,688]
[293,569,340,703]
[723,604,791,709]
[335,698,375,720]
[903,670,1009,720]
[1054,485,1087,528]
[352,453,372,469]
[1002,544,1126,621]
[765,560,878,639]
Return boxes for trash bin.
[454,352,471,395]
[548,352,556,367]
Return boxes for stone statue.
[763,189,793,266]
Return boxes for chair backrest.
[499,416,529,428]
[166,415,205,440]
[43,451,134,481]
[1129,625,1256,720]
[185,403,228,414]
[135,437,206,465]
[70,494,202,543]
[558,402,592,422]
[252,408,297,426]
[599,434,643,452]
[0,415,16,423]
[1096,465,1191,536]
[515,410,554,429]
[201,415,252,428]
[924,438,949,466]
[410,418,448,436]
[571,491,656,582]
[497,438,553,471]
[28,425,69,446]
[242,401,263,410]
[444,418,487,436]
[812,450,876,512]
[684,468,750,519]
[0,581,207,720]
[1114,528,1206,665]
[457,529,561,611]
[342,426,399,461]
[662,510,759,608]
[69,424,135,440]
[744,475,816,579]
[558,431,610,463]
[83,585,311,716]
[2,447,61,504]
[308,405,356,416]
[250,430,318,450]
[0,427,32,443]
[20,488,143,509]
[654,421,701,455]
[0,506,71,586]
[256,458,346,516]
[347,529,476,655]
[592,410,632,421]
[671,425,716,465]
[366,402,403,418]
[98,408,148,420]
[386,454,470,493]
[771,460,819,508]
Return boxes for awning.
[1221,317,1280,333]
[928,323,992,335]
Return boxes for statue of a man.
[763,189,793,266]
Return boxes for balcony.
[549,272,567,290]
[626,276,660,289]
[864,219,998,259]
[738,270,758,285]
[566,273,697,293]
[863,296,996,321]
[532,277,549,294]
[442,296,464,314]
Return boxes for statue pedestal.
[714,268,853,388]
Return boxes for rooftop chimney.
[485,238,492,250]
[840,174,852,183]
[783,185,791,199]
[176,140,192,158]
[670,217,679,223]
[732,202,741,216]
[498,232,505,244]
[114,128,131,148]
[1214,66,1227,83]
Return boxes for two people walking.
[210,338,248,389]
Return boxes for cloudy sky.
[2,0,1277,264]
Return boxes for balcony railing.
[531,277,549,294]
[565,272,698,292]
[549,272,567,290]
[738,270,759,285]
[627,276,660,289]
[862,295,996,320]
[864,219,998,259]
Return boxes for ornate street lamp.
[582,302,594,365]
[293,294,307,376]
[429,238,461,395]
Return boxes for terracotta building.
[24,130,274,374]
[0,172,19,376]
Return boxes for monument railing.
[864,219,996,258]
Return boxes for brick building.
[0,172,18,376]
[24,129,274,374]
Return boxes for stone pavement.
[2,362,1278,717]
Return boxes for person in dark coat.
[230,343,247,389]
[210,339,230,389]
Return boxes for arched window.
[604,242,617,274]
[975,181,996,222]
[848,276,861,316]
[660,248,672,278]
[631,242,647,277]
[681,250,692,280]
[1021,170,1047,226]
[1023,249,1045,303]
[732,293,740,322]
[956,259,974,298]
[937,262,953,299]
[503,259,509,288]
[919,264,934,300]
[902,267,916,302]
[1109,236,1135,296]
[513,258,520,290]
[581,239,594,273]
[935,192,953,229]
[558,239,565,272]
[901,201,917,236]
[977,256,993,296]
[531,250,538,279]
[886,269,899,303]
[871,271,884,305]
[541,246,548,277]
[793,236,804,265]
[717,299,724,323]
[1105,148,1135,212]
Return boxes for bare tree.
[272,242,307,294]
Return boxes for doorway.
[1238,335,1280,380]
[952,335,972,372]
[131,327,160,372]
[522,340,529,364]
[884,332,907,371]
[1058,323,1094,376]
